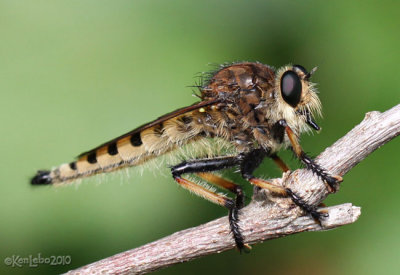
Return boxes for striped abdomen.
[31,112,204,185]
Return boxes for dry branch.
[66,104,400,275]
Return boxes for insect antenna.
[305,66,318,79]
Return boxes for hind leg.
[171,156,249,251]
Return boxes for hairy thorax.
[198,62,306,154]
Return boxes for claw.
[318,208,329,218]
[311,209,329,225]
[325,182,336,193]
[324,174,343,193]
[333,175,343,183]
[318,208,329,215]
[236,243,252,253]
[242,243,252,253]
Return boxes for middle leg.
[240,149,328,221]
[270,153,290,172]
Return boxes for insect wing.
[78,98,221,158]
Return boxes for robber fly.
[31,62,342,251]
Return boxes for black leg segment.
[285,188,328,221]
[171,156,249,251]
[227,200,246,251]
[239,148,269,179]
[299,152,341,191]
[171,156,239,178]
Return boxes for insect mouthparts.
[306,112,320,131]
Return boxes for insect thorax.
[198,62,305,153]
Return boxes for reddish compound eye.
[281,71,302,107]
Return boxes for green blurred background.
[1,1,399,274]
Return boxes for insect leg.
[240,149,327,223]
[278,119,343,192]
[285,188,328,221]
[239,149,288,195]
[270,154,290,172]
[171,156,248,252]
[196,172,245,209]
[171,157,239,176]
[196,172,250,251]
[174,176,233,209]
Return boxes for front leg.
[278,119,343,192]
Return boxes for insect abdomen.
[31,114,201,185]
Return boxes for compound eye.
[280,71,302,107]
